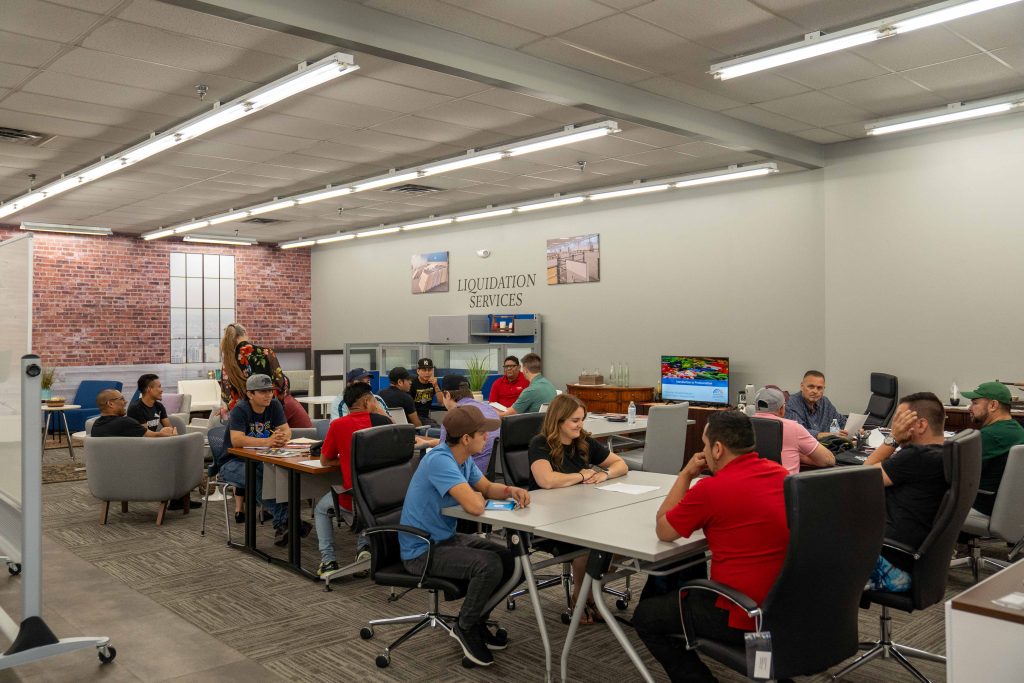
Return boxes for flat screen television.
[661,356,730,405]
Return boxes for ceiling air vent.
[384,184,444,195]
[0,127,55,147]
[241,217,283,225]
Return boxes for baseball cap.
[961,381,1012,405]
[388,366,411,383]
[441,374,470,392]
[755,386,785,413]
[417,357,434,370]
[246,374,274,391]
[346,367,371,383]
[442,405,500,439]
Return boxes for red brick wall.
[0,227,311,366]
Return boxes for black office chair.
[750,417,784,465]
[680,467,885,679]
[863,373,898,429]
[834,429,982,682]
[353,424,500,669]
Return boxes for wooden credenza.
[566,384,654,414]
[945,405,1024,432]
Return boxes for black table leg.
[244,459,257,549]
[287,469,301,568]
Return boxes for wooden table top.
[226,447,336,475]
[950,557,1024,626]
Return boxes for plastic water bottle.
[829,418,840,434]
[627,401,636,424]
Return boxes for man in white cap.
[754,386,835,473]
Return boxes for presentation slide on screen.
[661,356,729,404]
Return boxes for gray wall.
[313,171,826,401]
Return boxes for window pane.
[171,339,185,364]
[170,277,185,307]
[204,279,219,307]
[204,340,220,363]
[170,252,185,277]
[203,309,220,338]
[186,309,202,339]
[220,254,234,279]
[220,309,234,330]
[187,339,203,363]
[204,253,219,278]
[220,280,234,308]
[170,309,186,339]
[186,253,202,277]
[186,277,202,306]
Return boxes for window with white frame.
[170,253,235,363]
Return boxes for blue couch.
[61,380,123,434]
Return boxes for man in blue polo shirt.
[785,369,847,437]
[400,405,530,667]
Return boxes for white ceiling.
[1,0,1022,241]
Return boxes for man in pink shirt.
[754,386,835,473]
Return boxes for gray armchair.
[955,444,1024,581]
[85,431,204,525]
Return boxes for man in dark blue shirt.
[784,370,847,438]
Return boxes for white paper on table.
[866,429,885,448]
[596,483,660,495]
[489,402,508,412]
[844,412,868,436]
[289,437,320,445]
[297,459,331,468]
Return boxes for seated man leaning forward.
[634,410,790,683]
[862,392,949,592]
[785,370,847,438]
[754,386,835,473]
[400,405,530,668]
[92,388,176,438]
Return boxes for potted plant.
[40,367,56,400]
[464,356,491,400]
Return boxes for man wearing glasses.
[488,355,529,409]
[91,389,177,438]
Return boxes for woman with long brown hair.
[527,393,628,624]
[219,322,312,428]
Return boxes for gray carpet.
[40,479,998,682]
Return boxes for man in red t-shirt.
[312,383,392,577]
[488,355,530,409]
[634,410,790,682]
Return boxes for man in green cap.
[962,381,1024,515]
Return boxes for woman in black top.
[528,393,628,624]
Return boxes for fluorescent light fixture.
[517,196,586,212]
[354,172,421,192]
[280,239,317,249]
[297,186,352,204]
[316,234,355,244]
[173,220,210,234]
[674,166,778,188]
[183,235,257,246]
[207,211,250,226]
[710,0,1024,79]
[20,222,112,236]
[866,96,1022,135]
[144,229,177,241]
[506,126,614,156]
[249,199,296,215]
[589,184,670,201]
[421,152,505,176]
[0,52,357,221]
[455,208,515,222]
[356,226,401,238]
[403,218,453,230]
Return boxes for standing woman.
[528,393,629,624]
[219,323,312,428]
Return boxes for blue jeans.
[867,555,912,592]
[219,459,286,529]
[314,491,368,563]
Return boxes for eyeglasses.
[109,396,126,403]
[503,364,519,369]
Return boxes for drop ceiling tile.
[824,121,871,139]
[595,0,653,9]
[756,0,916,30]
[902,53,1024,101]
[416,99,550,132]
[771,51,889,90]
[673,70,810,105]
[853,27,979,73]
[191,127,320,154]
[365,0,542,49]
[947,4,1024,51]
[2,91,176,132]
[21,70,201,119]
[613,124,694,148]
[792,128,851,144]
[632,76,744,112]
[526,167,616,183]
[296,140,413,166]
[0,31,64,68]
[161,152,251,173]
[464,89,595,124]
[230,163,326,184]
[173,141,282,164]
[116,0,334,61]
[519,38,654,83]
[370,116,506,148]
[442,0,616,36]
[47,0,122,12]
[2,0,106,42]
[612,148,697,167]
[352,53,489,98]
[0,63,34,88]
[237,113,353,142]
[580,158,645,176]
[0,108,143,144]
[260,153,358,175]
[323,127,459,156]
[271,95,401,130]
[721,105,811,133]
[315,77,453,114]
[990,45,1024,75]
[824,73,945,114]
[487,157,559,175]
[630,0,800,55]
[27,137,113,157]
[759,90,872,127]
[671,140,746,157]
[82,19,296,83]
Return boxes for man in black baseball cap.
[410,357,440,426]
[379,366,420,425]
[963,381,1024,514]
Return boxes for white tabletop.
[294,395,335,405]
[41,404,80,411]
[584,415,648,438]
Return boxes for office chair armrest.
[364,524,437,587]
[331,484,351,495]
[881,538,920,560]
[679,579,763,646]
[976,488,996,496]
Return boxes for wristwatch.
[883,435,900,449]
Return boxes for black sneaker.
[477,623,508,651]
[450,623,493,666]
[273,528,288,547]
[234,511,245,524]
[299,520,313,538]
[317,560,340,577]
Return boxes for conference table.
[443,470,708,682]
[295,394,335,419]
